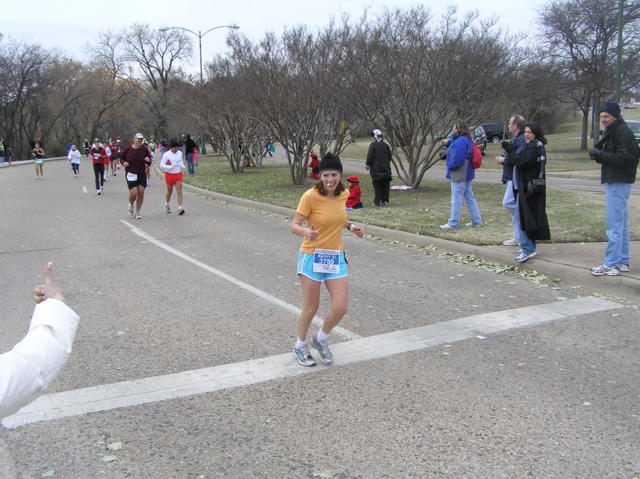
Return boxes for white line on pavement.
[1,296,622,429]
[119,220,360,340]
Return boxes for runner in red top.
[88,139,107,195]
[109,140,120,177]
[120,133,151,219]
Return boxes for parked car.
[438,125,486,161]
[627,120,640,146]
[472,125,487,154]
[481,122,506,143]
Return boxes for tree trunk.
[580,106,589,150]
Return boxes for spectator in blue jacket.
[440,120,482,229]
[496,115,526,246]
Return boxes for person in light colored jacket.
[67,144,82,177]
[0,263,79,419]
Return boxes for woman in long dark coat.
[502,122,550,262]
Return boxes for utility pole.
[615,0,624,103]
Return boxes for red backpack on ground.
[470,142,482,169]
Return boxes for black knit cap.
[599,100,621,118]
[318,153,343,174]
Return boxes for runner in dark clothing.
[121,133,152,219]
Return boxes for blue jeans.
[186,153,194,174]
[604,183,632,267]
[502,181,520,242]
[513,193,536,254]
[447,181,482,227]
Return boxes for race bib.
[312,249,341,274]
[126,172,138,181]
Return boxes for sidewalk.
[182,182,640,301]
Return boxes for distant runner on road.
[32,142,45,180]
[160,141,186,215]
[121,133,151,219]
[89,139,107,195]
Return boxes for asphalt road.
[1,160,639,478]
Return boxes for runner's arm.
[291,213,319,240]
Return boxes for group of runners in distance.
[58,133,187,219]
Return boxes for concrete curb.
[182,182,639,301]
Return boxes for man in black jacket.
[366,129,392,207]
[496,115,526,246]
[589,101,639,276]
[184,134,199,175]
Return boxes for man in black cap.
[366,129,392,207]
[588,100,639,276]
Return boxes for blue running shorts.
[297,250,348,282]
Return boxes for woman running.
[32,143,45,179]
[160,141,186,215]
[68,145,81,177]
[89,139,106,195]
[290,153,364,366]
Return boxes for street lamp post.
[159,24,239,155]
[615,0,625,103]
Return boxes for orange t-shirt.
[296,188,349,254]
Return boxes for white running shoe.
[590,265,620,276]
[502,238,519,246]
[515,251,536,262]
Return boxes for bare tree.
[340,6,515,187]
[0,41,52,159]
[41,58,88,148]
[229,25,357,184]
[182,59,266,173]
[121,24,192,139]
[499,54,570,131]
[540,0,640,148]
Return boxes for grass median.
[184,155,638,246]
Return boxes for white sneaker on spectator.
[590,265,620,276]
[502,238,519,246]
[516,251,536,262]
[617,264,630,272]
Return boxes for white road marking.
[119,220,360,340]
[2,296,622,429]
[82,186,87,194]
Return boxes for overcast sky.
[3,0,540,71]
